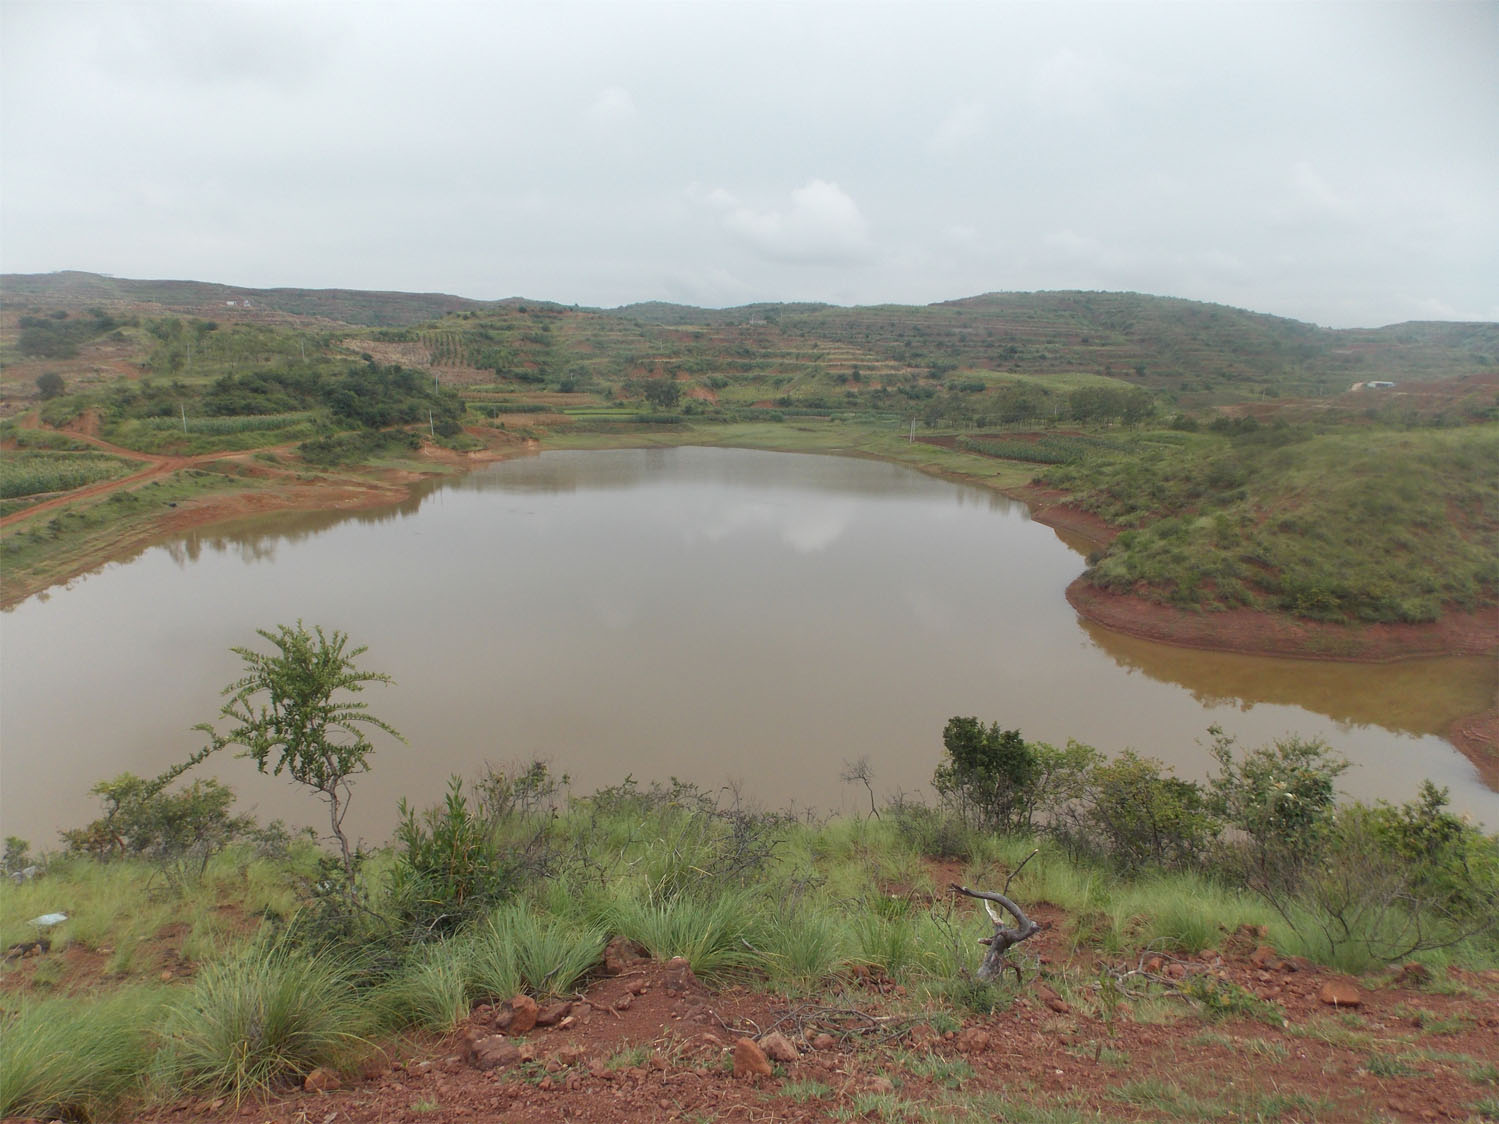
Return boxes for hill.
[5,273,1496,407]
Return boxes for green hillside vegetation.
[2,273,1497,629]
[1045,423,1499,623]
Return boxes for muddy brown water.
[2,447,1494,846]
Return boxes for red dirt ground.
[10,899,1486,1124]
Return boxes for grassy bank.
[1043,424,1499,623]
[4,717,1496,1119]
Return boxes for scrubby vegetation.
[1045,423,1499,622]
[2,627,1495,1120]
[5,276,1496,628]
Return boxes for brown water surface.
[2,447,1493,847]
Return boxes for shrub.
[1083,751,1217,873]
[1207,728,1347,892]
[61,773,260,875]
[1277,785,1499,969]
[933,717,1037,833]
[389,775,532,941]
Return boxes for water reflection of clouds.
[690,499,855,555]
[902,586,957,632]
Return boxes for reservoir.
[2,446,1494,846]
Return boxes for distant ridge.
[0,271,546,328]
[3,271,1494,393]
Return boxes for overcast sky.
[2,1,1495,328]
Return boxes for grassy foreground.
[3,731,1497,1121]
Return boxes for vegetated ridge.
[1,270,1494,762]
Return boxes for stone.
[732,1037,772,1078]
[1395,962,1432,987]
[509,994,539,1035]
[602,935,650,975]
[357,1053,392,1080]
[664,956,701,996]
[955,1028,991,1053]
[536,1001,572,1027]
[758,1031,800,1063]
[466,1035,521,1071]
[1249,945,1280,969]
[1318,979,1361,1008]
[1144,956,1163,974]
[303,1067,341,1093]
[811,1033,837,1052]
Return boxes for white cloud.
[1288,160,1348,214]
[930,101,985,153]
[715,179,872,266]
[586,85,636,126]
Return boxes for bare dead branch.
[951,881,1042,982]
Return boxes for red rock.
[509,994,539,1034]
[602,935,650,975]
[536,1000,572,1027]
[664,956,701,996]
[357,1053,392,1080]
[467,1035,521,1071]
[1318,980,1361,1007]
[811,1033,837,1051]
[733,1037,772,1078]
[956,1028,991,1053]
[758,1031,800,1063]
[1145,956,1163,973]
[303,1067,341,1093]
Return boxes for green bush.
[1083,751,1217,873]
[60,773,261,873]
[933,717,1037,833]
[1207,728,1347,891]
[389,776,522,940]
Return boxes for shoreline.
[5,430,1495,791]
[1012,488,1498,791]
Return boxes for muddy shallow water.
[2,447,1494,845]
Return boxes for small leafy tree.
[202,623,403,881]
[1084,751,1216,873]
[35,372,65,400]
[61,773,257,874]
[1207,727,1347,892]
[933,717,1038,833]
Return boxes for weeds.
[161,932,368,1099]
[0,988,165,1120]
